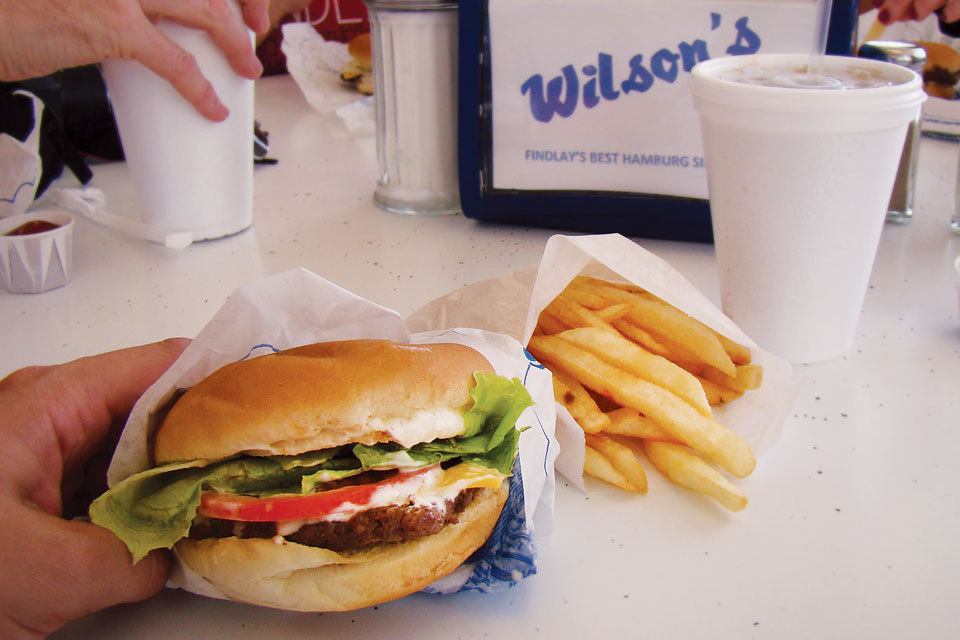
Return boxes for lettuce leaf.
[90,372,533,563]
[89,455,339,563]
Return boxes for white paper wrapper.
[407,233,801,489]
[281,23,375,137]
[106,267,555,602]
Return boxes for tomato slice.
[197,465,437,522]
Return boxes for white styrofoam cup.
[101,4,254,240]
[691,54,925,364]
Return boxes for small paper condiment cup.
[0,210,74,294]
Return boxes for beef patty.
[188,488,481,552]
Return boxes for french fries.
[570,277,737,376]
[543,295,619,335]
[700,363,763,393]
[585,433,648,494]
[556,327,712,417]
[529,277,762,512]
[551,367,610,433]
[642,440,748,512]
[528,334,755,478]
[603,407,677,442]
[583,445,637,492]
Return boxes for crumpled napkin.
[281,23,375,137]
[0,91,43,218]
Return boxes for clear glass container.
[364,0,460,215]
[857,41,927,224]
[954,145,960,233]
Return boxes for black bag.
[0,64,123,199]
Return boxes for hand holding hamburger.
[91,339,533,612]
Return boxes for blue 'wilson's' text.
[520,13,761,123]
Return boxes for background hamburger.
[91,339,533,611]
[341,32,373,94]
[917,41,960,99]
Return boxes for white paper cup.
[691,54,925,364]
[101,5,253,240]
[0,210,74,294]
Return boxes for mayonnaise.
[370,408,465,448]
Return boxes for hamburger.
[90,339,533,611]
[917,41,960,99]
[340,32,373,95]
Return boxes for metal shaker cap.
[858,40,927,72]
[363,0,457,9]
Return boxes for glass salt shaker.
[363,0,460,216]
[953,147,960,233]
[858,41,927,224]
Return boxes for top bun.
[919,41,960,74]
[347,32,371,67]
[154,340,494,464]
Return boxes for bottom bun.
[175,483,509,611]
[925,81,957,100]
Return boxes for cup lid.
[691,54,925,114]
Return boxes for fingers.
[909,0,937,20]
[240,0,272,34]
[2,338,189,486]
[67,338,190,420]
[943,0,960,22]
[142,0,263,78]
[877,0,913,23]
[126,21,230,121]
[913,0,954,20]
[0,504,170,635]
[52,338,190,473]
[133,0,264,121]
[55,518,171,616]
[877,0,960,23]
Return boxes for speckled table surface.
[4,75,959,639]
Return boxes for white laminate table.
[3,75,959,639]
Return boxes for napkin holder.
[457,0,859,242]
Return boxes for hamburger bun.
[917,41,960,99]
[154,340,495,463]
[175,481,509,611]
[347,32,371,67]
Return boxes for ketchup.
[4,220,61,236]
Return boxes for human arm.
[0,0,270,121]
